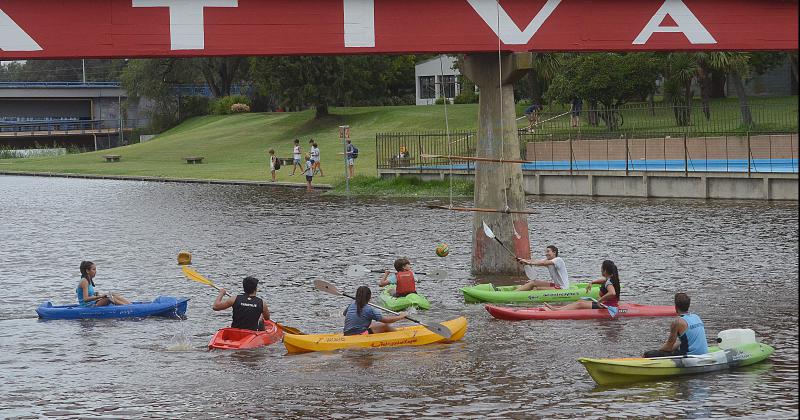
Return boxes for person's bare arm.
[262,303,270,321]
[212,288,235,311]
[659,318,683,352]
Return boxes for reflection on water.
[0,175,797,418]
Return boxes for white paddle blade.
[345,265,370,277]
[482,221,495,239]
[523,264,537,280]
[313,279,341,296]
[425,269,448,280]
[426,322,454,340]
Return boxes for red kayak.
[208,321,284,350]
[485,303,676,320]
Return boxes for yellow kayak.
[283,316,468,354]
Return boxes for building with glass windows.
[415,55,461,105]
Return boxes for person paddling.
[378,258,418,297]
[76,261,132,307]
[643,293,708,358]
[213,276,271,331]
[515,245,570,291]
[343,286,406,335]
[544,260,620,317]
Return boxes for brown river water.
[0,175,797,418]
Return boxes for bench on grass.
[184,156,204,164]
[102,154,121,162]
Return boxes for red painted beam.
[0,0,797,59]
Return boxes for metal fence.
[377,104,799,174]
[376,130,476,170]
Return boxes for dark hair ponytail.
[355,286,372,316]
[80,261,95,287]
[601,260,620,299]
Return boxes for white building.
[414,55,461,106]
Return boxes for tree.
[514,53,564,104]
[0,59,126,82]
[545,53,660,130]
[194,57,248,97]
[250,55,417,119]
[120,59,200,131]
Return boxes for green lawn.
[3,96,796,187]
[3,105,481,184]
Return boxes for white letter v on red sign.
[0,8,41,51]
[467,0,561,45]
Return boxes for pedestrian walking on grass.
[345,139,356,178]
[311,141,324,176]
[268,148,277,182]
[302,153,314,192]
[291,139,302,175]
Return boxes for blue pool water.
[420,158,798,173]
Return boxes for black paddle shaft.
[370,269,429,275]
[341,292,422,324]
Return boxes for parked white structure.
[415,55,461,105]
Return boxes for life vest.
[395,271,417,296]
[599,277,620,307]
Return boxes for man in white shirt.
[515,245,570,290]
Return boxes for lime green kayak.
[578,342,775,386]
[380,285,431,311]
[460,283,601,304]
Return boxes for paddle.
[482,222,537,280]
[180,265,304,335]
[313,279,454,340]
[346,264,448,281]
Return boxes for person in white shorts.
[291,139,302,175]
[515,245,570,290]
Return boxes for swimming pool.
[419,158,798,173]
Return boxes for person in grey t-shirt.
[515,245,570,290]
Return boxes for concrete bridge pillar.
[462,53,532,276]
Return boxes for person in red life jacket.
[212,276,271,331]
[378,258,418,297]
[544,260,621,317]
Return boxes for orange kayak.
[208,321,284,350]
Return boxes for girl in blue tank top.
[76,261,132,307]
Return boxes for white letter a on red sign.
[0,8,42,51]
[634,0,716,45]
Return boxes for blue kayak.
[36,296,189,320]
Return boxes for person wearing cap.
[212,276,271,331]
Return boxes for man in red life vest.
[378,258,417,297]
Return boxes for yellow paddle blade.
[276,323,305,335]
[181,266,214,286]
[177,251,192,266]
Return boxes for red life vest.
[395,271,417,296]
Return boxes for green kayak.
[579,342,774,386]
[460,283,601,303]
[380,285,431,311]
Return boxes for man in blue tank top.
[644,292,708,358]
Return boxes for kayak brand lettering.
[2,0,792,57]
[369,338,419,348]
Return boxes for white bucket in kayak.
[717,328,757,349]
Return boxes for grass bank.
[2,96,796,196]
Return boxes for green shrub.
[211,95,251,115]
[180,96,210,119]
[435,97,452,105]
[454,89,479,104]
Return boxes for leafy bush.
[180,96,210,119]
[211,95,251,115]
[435,97,452,105]
[454,89,479,104]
